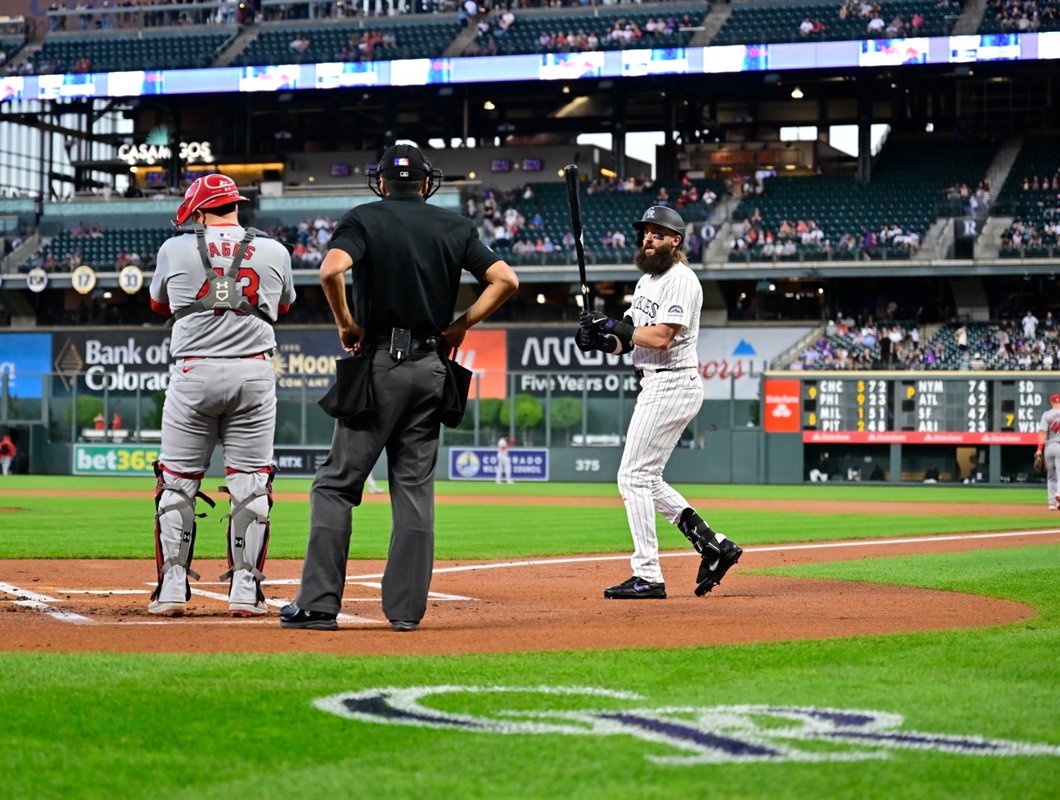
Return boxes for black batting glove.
[575,326,599,352]
[581,310,609,331]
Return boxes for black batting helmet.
[632,205,686,248]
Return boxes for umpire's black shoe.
[604,576,667,599]
[389,620,420,632]
[279,603,338,631]
[694,539,743,596]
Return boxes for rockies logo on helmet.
[631,205,685,247]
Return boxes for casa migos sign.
[116,140,214,166]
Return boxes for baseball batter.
[147,173,296,617]
[577,205,742,599]
[1038,392,1060,510]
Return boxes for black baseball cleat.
[694,539,743,596]
[279,603,338,631]
[604,576,667,599]
[389,620,420,632]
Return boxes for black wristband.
[611,320,635,351]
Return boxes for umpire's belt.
[634,366,696,379]
[374,333,444,353]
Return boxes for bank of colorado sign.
[49,330,354,393]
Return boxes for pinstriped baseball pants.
[617,370,704,583]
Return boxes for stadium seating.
[471,4,707,56]
[711,0,956,45]
[30,32,231,73]
[992,136,1060,259]
[920,322,1058,370]
[1,36,25,65]
[980,0,1060,34]
[727,137,999,262]
[233,20,462,66]
[35,227,170,272]
[788,319,1059,371]
[486,175,723,266]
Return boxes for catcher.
[1037,393,1060,511]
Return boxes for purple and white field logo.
[313,685,1060,765]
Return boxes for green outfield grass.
[0,476,1054,560]
[1,476,1058,799]
[1,548,1058,799]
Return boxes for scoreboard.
[762,373,1060,445]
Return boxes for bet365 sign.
[73,445,159,475]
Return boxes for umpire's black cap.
[378,143,432,180]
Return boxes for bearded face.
[634,236,679,275]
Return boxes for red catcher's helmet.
[174,174,248,226]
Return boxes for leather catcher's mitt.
[1034,450,1046,474]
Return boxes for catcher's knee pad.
[218,465,274,601]
[151,461,216,602]
[677,507,720,557]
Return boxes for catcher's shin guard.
[218,465,274,605]
[151,461,216,603]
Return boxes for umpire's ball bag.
[440,354,473,429]
[318,352,375,421]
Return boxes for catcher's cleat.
[279,603,338,631]
[694,538,742,596]
[229,600,268,617]
[604,576,667,599]
[147,599,186,617]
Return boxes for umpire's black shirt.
[327,193,498,337]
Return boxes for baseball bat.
[563,163,590,310]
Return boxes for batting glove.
[575,326,600,352]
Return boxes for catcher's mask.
[632,205,685,248]
[367,143,443,199]
[173,174,248,227]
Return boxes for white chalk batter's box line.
[1,529,1057,625]
[0,580,471,626]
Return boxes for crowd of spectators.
[265,215,338,268]
[334,29,398,61]
[466,9,697,56]
[986,0,1060,31]
[729,216,920,260]
[46,0,244,32]
[788,310,1059,371]
[835,1,933,38]
[789,314,925,370]
[999,168,1060,251]
[941,177,992,216]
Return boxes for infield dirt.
[1,530,1053,657]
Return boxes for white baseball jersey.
[625,262,701,369]
[151,224,296,358]
[1040,407,1060,445]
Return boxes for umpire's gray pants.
[295,348,447,623]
